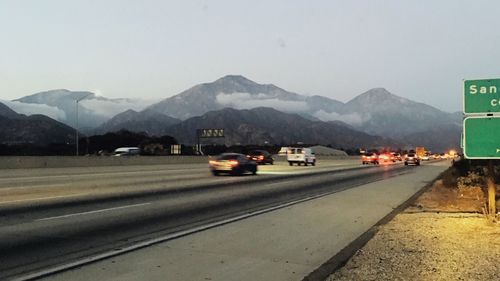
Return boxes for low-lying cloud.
[1,100,67,120]
[312,110,368,126]
[80,98,155,118]
[216,92,309,112]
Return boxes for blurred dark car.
[209,153,258,176]
[246,150,274,165]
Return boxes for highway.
[0,159,438,280]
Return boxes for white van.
[113,147,141,156]
[287,147,316,166]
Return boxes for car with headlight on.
[362,152,379,165]
[209,153,258,176]
[404,153,420,166]
[379,152,396,163]
[421,153,430,161]
[246,150,274,165]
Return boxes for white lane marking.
[0,194,89,205]
[36,203,151,222]
[266,180,296,187]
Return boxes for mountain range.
[143,75,461,138]
[2,75,463,151]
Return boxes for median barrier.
[0,156,209,169]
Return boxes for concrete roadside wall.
[0,155,360,169]
[0,156,210,169]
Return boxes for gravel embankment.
[326,212,500,281]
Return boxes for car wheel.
[417,162,420,166]
[312,160,316,166]
[404,162,408,166]
[304,161,308,166]
[289,161,293,166]
[252,166,257,175]
[212,171,219,176]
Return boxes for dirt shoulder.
[326,212,499,281]
[325,171,500,281]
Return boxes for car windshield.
[407,153,415,157]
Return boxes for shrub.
[457,171,484,190]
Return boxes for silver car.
[404,153,420,166]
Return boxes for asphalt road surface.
[0,159,443,280]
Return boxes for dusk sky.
[1,0,499,112]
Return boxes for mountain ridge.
[0,102,76,145]
[163,107,399,148]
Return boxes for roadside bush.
[456,171,487,202]
[457,171,485,191]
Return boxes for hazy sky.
[1,0,499,112]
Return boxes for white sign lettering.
[469,85,497,95]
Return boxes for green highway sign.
[464,78,500,114]
[464,79,500,114]
[463,116,500,159]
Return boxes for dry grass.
[407,179,486,213]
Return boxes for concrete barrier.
[0,156,210,169]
